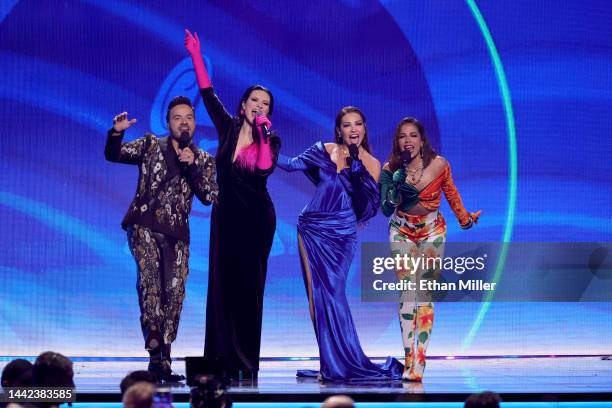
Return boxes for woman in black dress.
[185,29,280,380]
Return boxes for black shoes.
[146,338,185,383]
[148,360,186,383]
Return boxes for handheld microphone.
[348,144,360,161]
[255,111,271,142]
[178,131,191,171]
[400,150,412,168]
[179,131,191,150]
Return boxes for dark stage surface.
[2,356,611,404]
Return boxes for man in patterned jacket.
[105,96,218,382]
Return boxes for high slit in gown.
[278,142,402,381]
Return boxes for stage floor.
[3,356,610,403]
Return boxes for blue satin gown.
[278,142,402,381]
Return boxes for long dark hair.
[236,84,274,117]
[387,117,437,172]
[334,106,372,153]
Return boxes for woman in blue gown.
[277,107,402,381]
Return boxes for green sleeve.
[379,169,399,217]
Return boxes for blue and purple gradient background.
[1,0,611,357]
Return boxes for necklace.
[407,165,422,174]
[407,159,424,184]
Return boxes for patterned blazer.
[105,130,218,243]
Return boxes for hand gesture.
[254,114,272,143]
[255,114,272,130]
[461,210,482,230]
[112,112,137,132]
[184,29,201,57]
[178,147,195,166]
[392,167,406,185]
[470,210,482,224]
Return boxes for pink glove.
[184,29,211,89]
[256,139,273,170]
[254,115,273,170]
[254,114,272,140]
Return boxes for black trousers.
[127,225,189,363]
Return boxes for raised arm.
[184,29,211,89]
[104,112,147,164]
[184,29,233,139]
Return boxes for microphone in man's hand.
[179,131,191,150]
[348,144,360,161]
[255,111,271,142]
[400,150,412,168]
[178,131,191,170]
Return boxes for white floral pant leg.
[390,211,446,381]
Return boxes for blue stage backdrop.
[1,0,611,357]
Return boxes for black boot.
[156,344,185,383]
[146,331,163,382]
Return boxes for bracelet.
[460,216,474,230]
[386,190,401,207]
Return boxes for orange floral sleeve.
[440,165,473,227]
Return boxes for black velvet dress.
[201,87,280,374]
